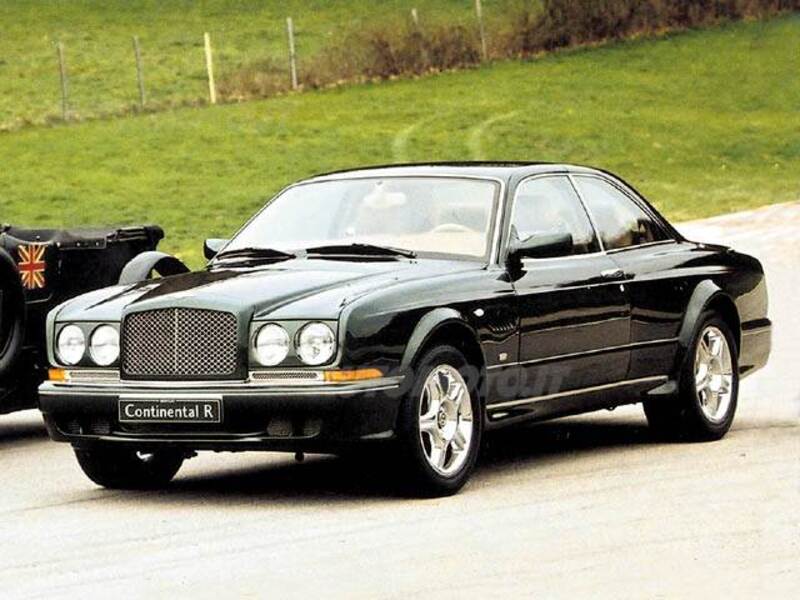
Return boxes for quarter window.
[510,176,600,256]
[573,176,668,250]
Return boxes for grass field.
[0,15,798,267]
[0,0,522,129]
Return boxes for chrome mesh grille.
[122,308,238,378]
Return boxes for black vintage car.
[0,225,170,414]
[38,164,771,495]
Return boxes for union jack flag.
[18,244,47,290]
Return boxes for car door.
[508,175,631,400]
[572,174,689,380]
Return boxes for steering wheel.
[431,223,474,234]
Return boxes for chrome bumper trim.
[39,376,405,398]
[742,324,771,336]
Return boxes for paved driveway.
[1,203,797,599]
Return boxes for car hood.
[54,257,484,322]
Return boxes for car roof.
[305,162,683,241]
[308,162,607,182]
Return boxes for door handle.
[600,268,625,280]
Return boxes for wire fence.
[1,1,494,130]
[3,0,794,130]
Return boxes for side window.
[510,176,600,256]
[574,176,668,250]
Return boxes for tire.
[0,249,26,387]
[396,345,483,497]
[74,445,185,490]
[644,311,739,441]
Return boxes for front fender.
[399,307,481,370]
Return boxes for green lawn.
[0,0,521,129]
[0,15,797,267]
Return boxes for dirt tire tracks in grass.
[467,111,519,160]
[392,117,435,163]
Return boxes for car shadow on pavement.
[0,415,49,447]
[479,414,656,470]
[168,453,405,501]
[158,413,660,503]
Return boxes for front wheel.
[644,312,739,441]
[74,445,185,490]
[396,345,483,497]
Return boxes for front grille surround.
[121,308,240,380]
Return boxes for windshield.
[225,177,499,260]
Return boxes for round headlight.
[89,325,120,366]
[254,324,290,366]
[296,322,336,366]
[57,325,86,365]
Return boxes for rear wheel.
[74,445,185,490]
[644,311,738,441]
[396,345,482,497]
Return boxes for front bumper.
[38,376,406,452]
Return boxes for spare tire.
[0,248,26,385]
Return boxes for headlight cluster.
[254,324,290,366]
[56,324,119,367]
[252,321,336,367]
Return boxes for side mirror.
[204,238,229,260]
[508,232,574,263]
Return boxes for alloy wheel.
[694,325,734,423]
[418,364,474,476]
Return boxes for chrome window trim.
[567,173,606,253]
[489,176,508,265]
[605,239,678,255]
[518,249,607,264]
[487,375,668,410]
[218,174,506,267]
[569,173,676,251]
[504,173,604,263]
[500,169,681,264]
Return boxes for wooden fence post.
[475,0,488,61]
[133,36,146,109]
[286,17,298,90]
[56,41,69,120]
[204,32,217,104]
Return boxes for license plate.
[118,396,222,424]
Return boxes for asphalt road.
[1,203,798,599]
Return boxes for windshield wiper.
[214,247,296,262]
[305,243,416,259]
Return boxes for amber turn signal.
[323,368,383,383]
[48,368,69,382]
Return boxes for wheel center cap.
[437,410,448,429]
